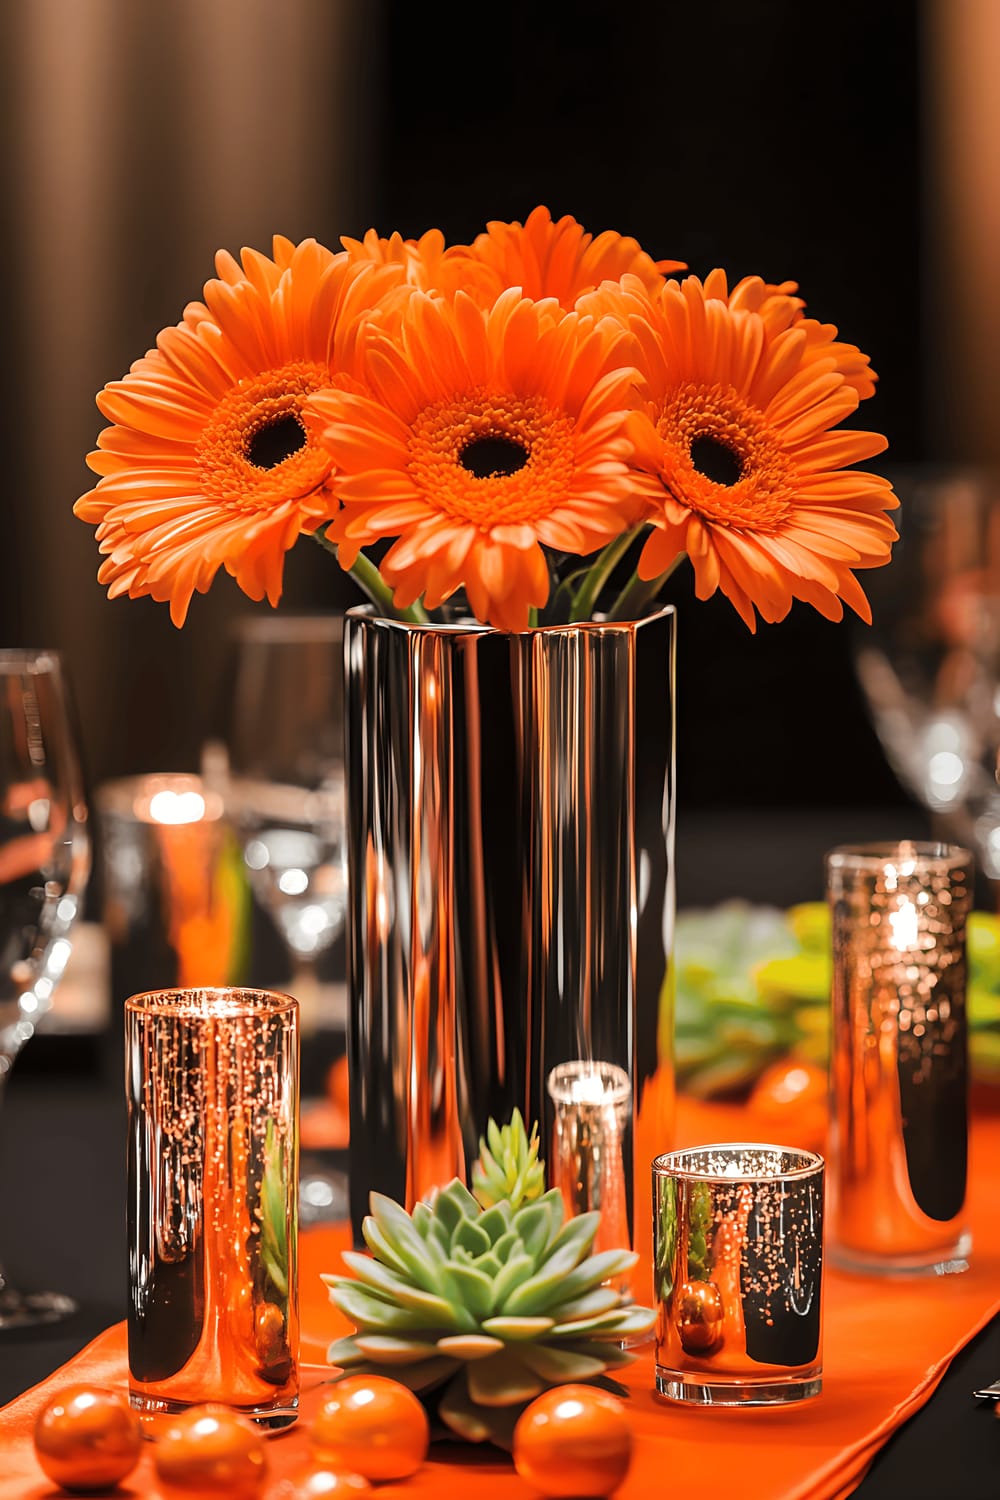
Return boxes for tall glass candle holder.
[126,987,299,1427]
[826,842,972,1275]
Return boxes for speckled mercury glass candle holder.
[826,842,972,1275]
[652,1143,824,1406]
[126,987,299,1427]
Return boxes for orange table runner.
[2,1099,999,1500]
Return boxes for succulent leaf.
[369,1193,447,1291]
[490,1251,538,1308]
[510,1201,555,1261]
[501,1230,602,1315]
[433,1179,481,1229]
[338,1252,461,1322]
[361,1217,413,1277]
[549,1286,622,1321]
[327,1335,367,1367]
[478,1205,510,1244]
[438,1374,520,1449]
[447,1263,495,1322]
[545,1249,638,1305]
[544,1209,602,1262]
[516,1343,608,1381]
[467,1350,545,1407]
[333,1354,461,1393]
[454,1217,493,1257]
[353,1334,440,1363]
[436,1334,505,1359]
[480,1315,556,1339]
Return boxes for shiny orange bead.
[675,1279,725,1354]
[266,1464,372,1498]
[33,1383,142,1492]
[513,1385,633,1498]
[153,1403,268,1499]
[310,1376,429,1482]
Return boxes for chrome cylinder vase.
[343,605,676,1270]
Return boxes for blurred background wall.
[0,0,980,818]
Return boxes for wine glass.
[851,466,1000,894]
[220,614,348,1221]
[0,649,90,1327]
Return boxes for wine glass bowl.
[852,468,1000,883]
[237,777,347,967]
[223,614,348,1016]
[0,649,90,1327]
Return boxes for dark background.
[0,0,935,819]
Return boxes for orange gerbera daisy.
[441,205,686,311]
[340,226,497,303]
[306,287,646,631]
[581,274,897,630]
[75,237,406,626]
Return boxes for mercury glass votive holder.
[547,1060,632,1274]
[826,841,972,1275]
[125,987,299,1428]
[652,1143,824,1406]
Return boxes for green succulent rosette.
[323,1177,654,1449]
[471,1107,545,1210]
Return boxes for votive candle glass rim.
[652,1142,825,1185]
[825,840,972,876]
[124,986,299,1021]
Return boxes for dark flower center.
[460,434,529,479]
[690,434,743,486]
[247,414,307,470]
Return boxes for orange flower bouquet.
[74,206,898,633]
[74,208,901,1256]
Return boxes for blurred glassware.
[0,649,90,1327]
[219,614,348,1225]
[852,467,1000,887]
[96,771,251,1085]
[221,614,347,1034]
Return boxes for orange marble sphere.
[513,1384,633,1498]
[266,1464,372,1498]
[152,1403,268,1499]
[33,1383,142,1492]
[310,1376,429,1482]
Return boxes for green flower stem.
[606,553,686,621]
[568,527,644,623]
[313,529,429,623]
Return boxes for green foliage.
[673,900,1000,1097]
[258,1118,290,1298]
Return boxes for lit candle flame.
[888,896,919,952]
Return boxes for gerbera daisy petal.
[445,205,683,312]
[76,241,408,621]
